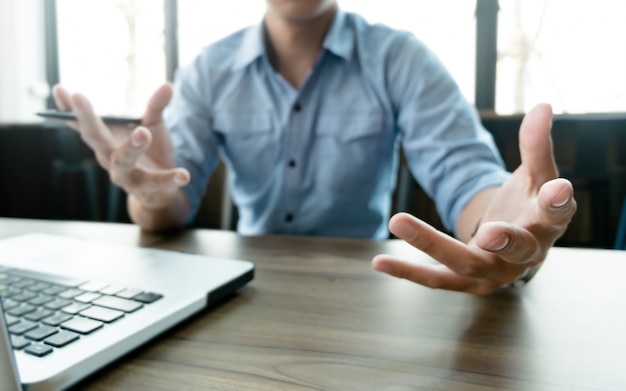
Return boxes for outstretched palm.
[53,83,189,210]
[372,104,576,295]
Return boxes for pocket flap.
[316,113,385,141]
[213,113,273,135]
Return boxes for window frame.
[44,1,501,111]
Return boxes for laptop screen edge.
[1,299,23,391]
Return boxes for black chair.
[220,165,238,231]
[50,127,101,220]
[615,196,626,250]
[550,115,626,249]
[50,126,128,222]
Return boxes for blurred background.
[1,0,625,248]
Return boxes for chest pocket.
[213,113,277,187]
[314,113,393,193]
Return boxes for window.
[0,0,48,123]
[177,0,266,69]
[177,1,477,103]
[340,0,476,103]
[7,1,625,124]
[496,0,626,114]
[56,0,166,116]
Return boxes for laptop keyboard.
[0,266,162,358]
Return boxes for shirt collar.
[321,9,353,62]
[232,9,353,71]
[232,22,266,70]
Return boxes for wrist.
[128,192,189,231]
[509,263,542,288]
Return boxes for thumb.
[142,83,173,124]
[52,85,73,111]
[518,103,558,186]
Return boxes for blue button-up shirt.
[165,10,510,239]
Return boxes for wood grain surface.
[2,218,625,391]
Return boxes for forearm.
[127,190,190,232]
[455,186,499,243]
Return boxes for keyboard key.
[24,308,53,322]
[92,296,143,313]
[0,284,10,296]
[4,314,20,326]
[25,325,58,341]
[61,302,91,315]
[5,276,22,284]
[10,335,31,350]
[61,317,103,334]
[80,306,124,323]
[115,288,142,299]
[44,298,72,310]
[11,291,37,302]
[42,285,67,296]
[3,287,23,298]
[58,288,84,299]
[42,313,73,327]
[9,320,38,335]
[98,285,125,295]
[27,282,51,292]
[25,343,53,357]
[28,295,55,306]
[74,292,102,303]
[79,281,109,292]
[133,292,163,304]
[45,330,79,348]
[12,279,36,289]
[7,303,36,317]
[2,298,20,310]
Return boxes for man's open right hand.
[52,83,190,212]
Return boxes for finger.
[69,93,113,153]
[52,85,72,111]
[519,103,558,185]
[536,178,577,230]
[142,83,173,125]
[371,256,499,295]
[474,221,540,264]
[388,213,495,278]
[109,127,152,181]
[51,85,81,130]
[128,168,190,204]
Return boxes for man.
[52,0,576,295]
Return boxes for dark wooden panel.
[2,114,626,248]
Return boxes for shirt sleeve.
[386,33,511,234]
[164,53,221,225]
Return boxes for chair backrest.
[615,196,626,250]
[53,126,87,164]
[220,166,238,231]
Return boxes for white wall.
[0,0,49,124]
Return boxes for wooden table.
[2,218,625,390]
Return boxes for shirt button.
[293,103,302,112]
[288,159,296,168]
[285,213,293,222]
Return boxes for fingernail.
[131,131,145,148]
[552,191,571,208]
[173,171,187,185]
[485,234,509,252]
[373,262,392,274]
[391,220,417,241]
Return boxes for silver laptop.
[0,232,254,390]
